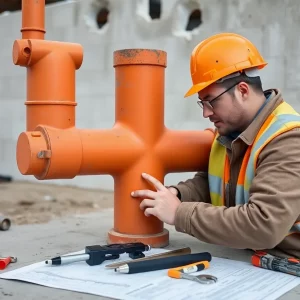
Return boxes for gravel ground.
[0,180,114,226]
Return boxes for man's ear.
[237,82,250,98]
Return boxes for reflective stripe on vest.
[208,101,300,234]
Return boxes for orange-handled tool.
[168,261,217,284]
[0,256,17,270]
[168,261,210,278]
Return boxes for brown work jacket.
[173,89,300,259]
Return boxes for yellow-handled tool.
[168,261,217,284]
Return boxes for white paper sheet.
[0,248,299,300]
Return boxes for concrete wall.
[0,0,299,190]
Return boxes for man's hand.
[131,173,181,225]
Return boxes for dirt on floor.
[0,180,114,226]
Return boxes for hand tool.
[252,251,300,277]
[0,215,11,231]
[0,175,12,182]
[114,252,212,274]
[45,242,151,266]
[0,256,17,270]
[168,261,218,284]
[168,260,210,274]
[105,247,191,269]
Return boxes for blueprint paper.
[0,248,300,300]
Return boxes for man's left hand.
[131,173,181,225]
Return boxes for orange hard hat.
[184,32,268,97]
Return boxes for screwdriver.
[252,251,300,277]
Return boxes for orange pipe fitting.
[13,0,214,247]
[13,39,83,131]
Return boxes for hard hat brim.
[184,79,216,98]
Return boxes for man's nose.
[202,104,214,118]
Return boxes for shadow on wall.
[84,0,202,40]
[3,0,203,40]
[0,0,66,13]
[148,0,202,31]
[0,0,202,30]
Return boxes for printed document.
[0,248,300,300]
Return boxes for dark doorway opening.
[186,9,202,31]
[96,7,109,29]
[149,0,161,20]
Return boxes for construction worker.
[131,33,300,259]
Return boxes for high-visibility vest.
[208,101,300,235]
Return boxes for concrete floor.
[0,208,299,300]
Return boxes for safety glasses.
[197,82,239,110]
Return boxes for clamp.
[85,242,151,265]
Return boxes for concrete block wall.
[0,0,299,190]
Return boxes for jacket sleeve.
[174,129,300,250]
[171,171,211,203]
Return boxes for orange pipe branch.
[13,0,214,247]
[156,129,214,172]
[21,0,45,39]
[17,126,144,179]
[114,51,165,144]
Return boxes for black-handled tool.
[46,242,151,266]
[115,252,212,274]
